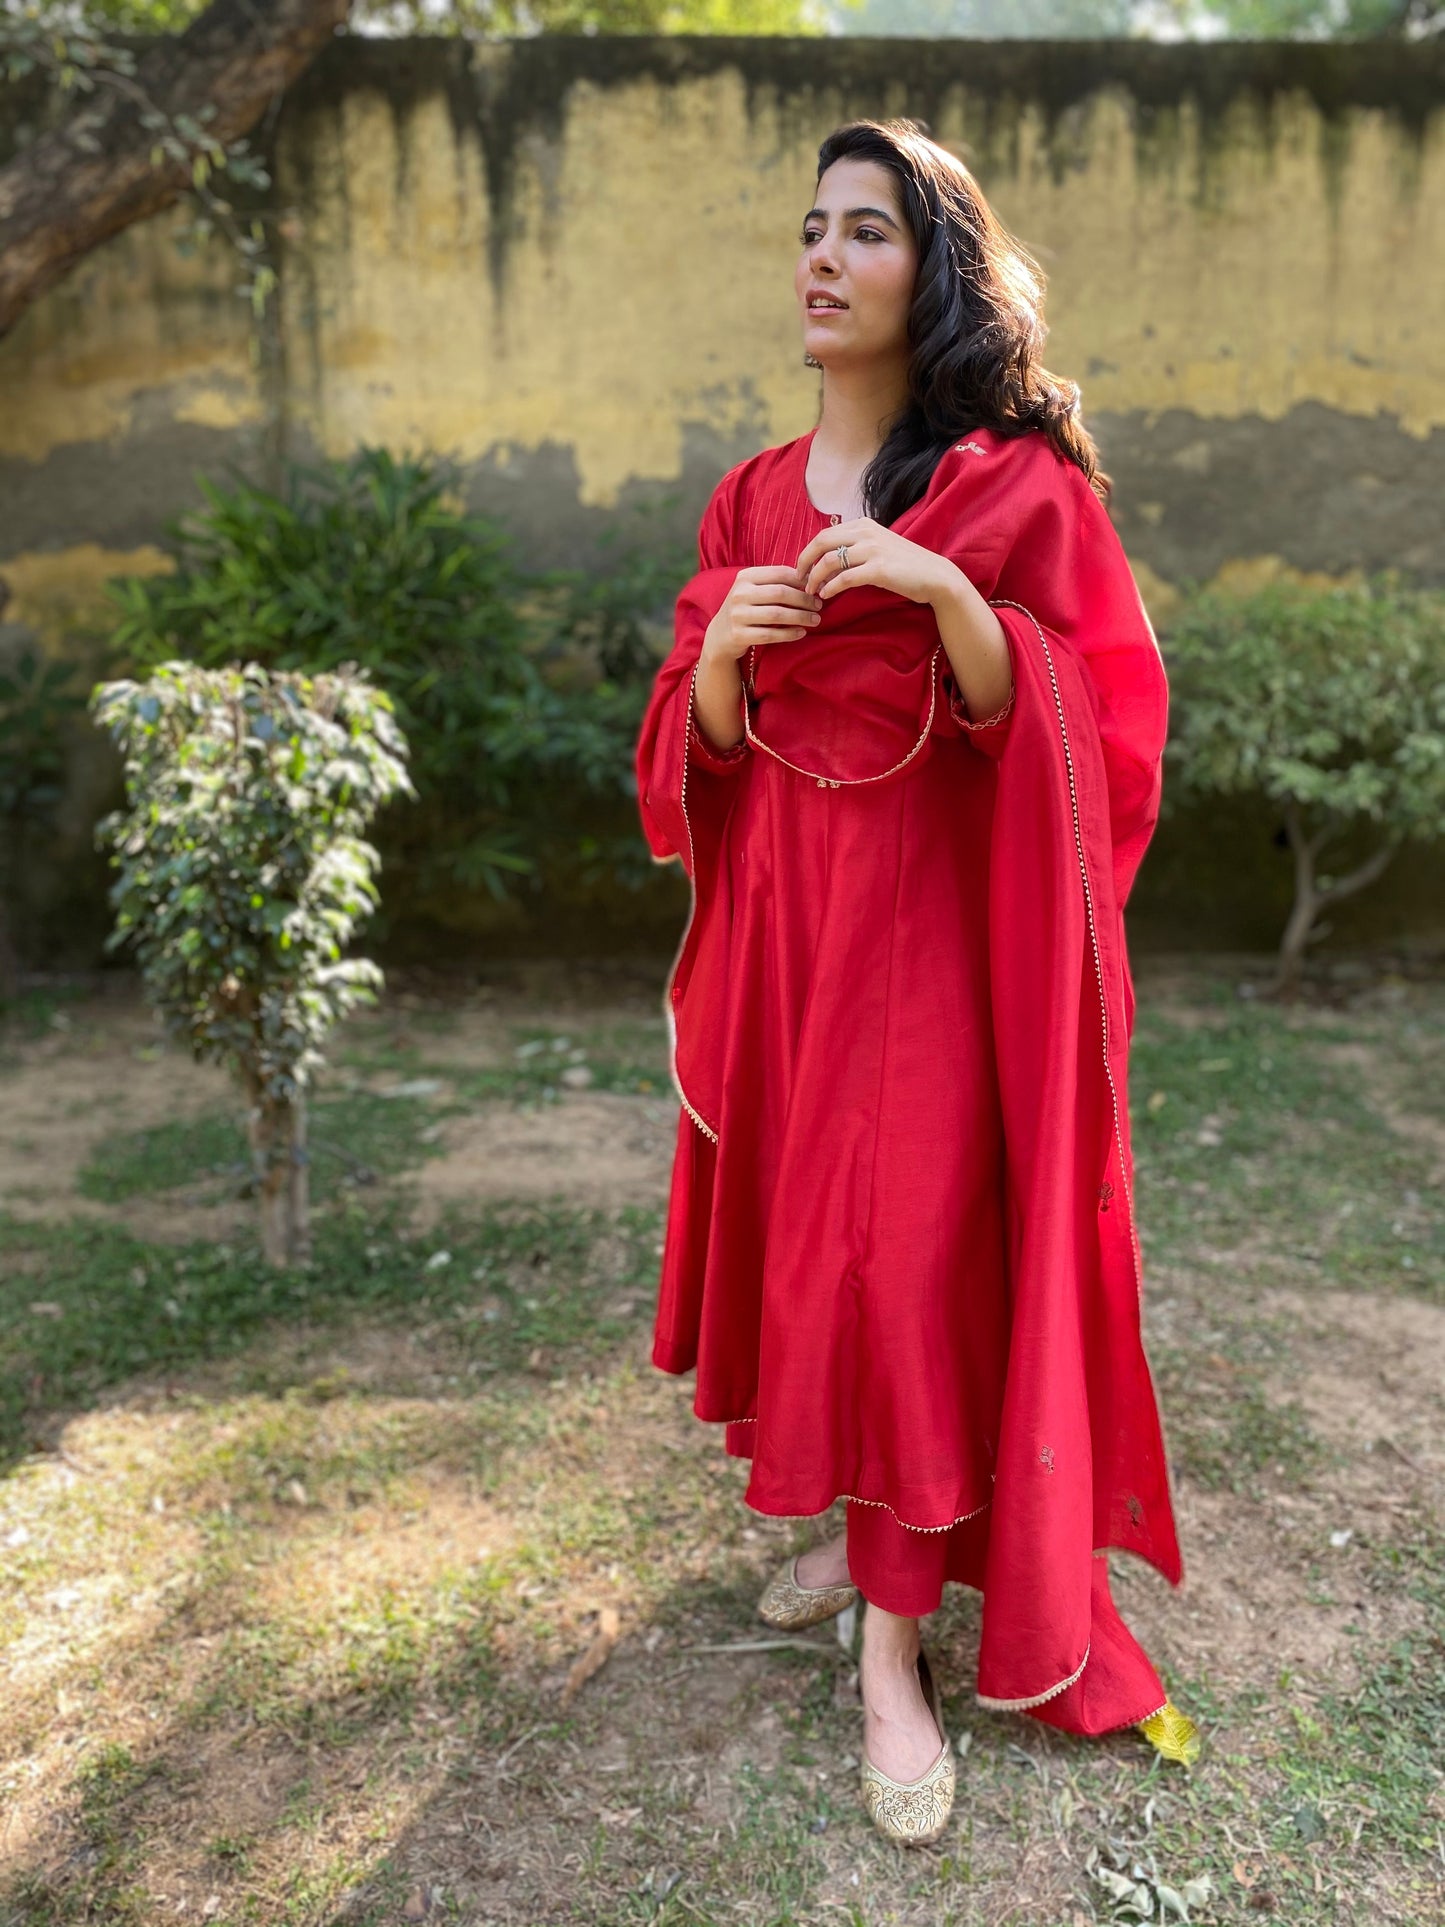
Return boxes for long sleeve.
[686,475,753,770]
[635,468,749,872]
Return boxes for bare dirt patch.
[0,1006,232,1231]
[0,982,681,1247]
[412,1091,679,1221]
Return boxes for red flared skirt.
[653,714,1013,1540]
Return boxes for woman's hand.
[795,520,1013,722]
[795,519,956,607]
[700,565,824,664]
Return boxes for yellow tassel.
[1137,1698,1201,1766]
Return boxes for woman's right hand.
[701,565,824,664]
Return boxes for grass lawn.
[0,957,1440,1926]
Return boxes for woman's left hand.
[795,518,959,608]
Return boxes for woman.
[634,118,1199,1848]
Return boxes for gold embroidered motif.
[757,1554,858,1629]
[860,1741,955,1844]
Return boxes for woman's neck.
[812,367,910,465]
[808,374,908,516]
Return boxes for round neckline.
[795,422,996,530]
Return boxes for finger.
[817,558,874,600]
[747,581,824,612]
[794,540,831,579]
[748,603,822,630]
[795,520,866,573]
[805,547,859,597]
[801,539,867,596]
[746,626,811,645]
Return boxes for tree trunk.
[0,0,353,339]
[1275,803,1399,998]
[246,1084,310,1266]
[0,897,19,1004]
[288,1090,311,1265]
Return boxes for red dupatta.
[635,424,1183,1724]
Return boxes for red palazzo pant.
[844,1495,1169,1732]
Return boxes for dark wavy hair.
[811,117,1110,519]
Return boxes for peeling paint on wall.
[1,37,1440,553]
[263,45,1445,512]
[0,205,261,467]
[0,545,175,653]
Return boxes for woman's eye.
[800,226,883,245]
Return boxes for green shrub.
[1163,575,1445,991]
[91,660,413,1265]
[0,644,87,995]
[106,447,681,937]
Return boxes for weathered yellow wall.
[279,71,1445,501]
[2,36,1443,958]
[6,41,1444,581]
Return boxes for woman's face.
[795,157,917,368]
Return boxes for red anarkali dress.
[635,424,1185,1736]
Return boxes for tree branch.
[1317,838,1400,906]
[0,0,353,340]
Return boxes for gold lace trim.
[659,657,720,1145]
[954,676,1015,731]
[840,1490,993,1534]
[975,1639,1091,1712]
[741,642,943,789]
[719,1418,994,1536]
[988,598,1140,1290]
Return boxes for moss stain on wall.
[257,37,1445,517]
[2,39,1441,526]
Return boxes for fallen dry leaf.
[560,1605,620,1704]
